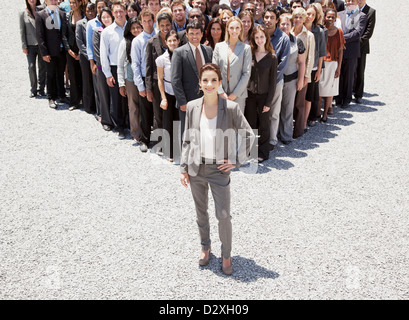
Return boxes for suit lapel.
[216,98,226,131]
[185,44,199,79]
[200,44,210,63]
[192,97,203,130]
[230,41,244,65]
[154,34,164,56]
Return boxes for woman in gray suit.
[212,16,252,113]
[20,0,46,98]
[180,63,255,276]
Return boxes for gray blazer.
[20,9,37,49]
[180,97,255,176]
[76,18,88,58]
[171,42,213,108]
[338,9,367,59]
[212,40,252,99]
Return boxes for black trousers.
[162,93,180,158]
[336,57,358,105]
[152,80,164,130]
[79,54,96,113]
[245,91,271,160]
[66,52,82,106]
[139,78,154,145]
[109,66,128,131]
[45,50,66,100]
[96,67,113,127]
[354,53,367,99]
[306,70,320,121]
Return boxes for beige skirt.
[319,61,339,97]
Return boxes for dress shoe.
[102,124,112,131]
[118,130,126,140]
[320,117,327,123]
[199,249,211,266]
[269,144,275,152]
[139,143,148,153]
[30,92,37,98]
[69,105,79,111]
[341,103,349,109]
[355,97,362,104]
[48,99,57,109]
[282,140,292,145]
[38,90,46,97]
[58,97,70,105]
[222,257,233,276]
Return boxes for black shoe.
[58,97,70,104]
[49,99,57,109]
[282,140,292,145]
[38,90,46,97]
[320,117,327,123]
[102,124,112,131]
[118,130,126,140]
[341,103,349,109]
[269,144,275,152]
[355,97,362,104]
[30,92,37,98]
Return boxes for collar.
[188,41,201,51]
[347,6,359,15]
[142,29,156,38]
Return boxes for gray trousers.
[269,80,284,146]
[189,164,232,259]
[279,79,297,142]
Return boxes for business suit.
[36,7,67,101]
[212,40,252,113]
[336,8,367,107]
[76,17,96,114]
[180,97,255,260]
[145,33,165,130]
[20,8,46,95]
[354,4,376,100]
[62,12,83,108]
[171,42,213,139]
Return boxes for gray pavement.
[1,0,408,299]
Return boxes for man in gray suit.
[171,20,213,140]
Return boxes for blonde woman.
[291,7,315,138]
[212,17,252,113]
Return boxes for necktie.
[50,10,55,24]
[195,47,203,74]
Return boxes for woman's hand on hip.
[180,173,190,188]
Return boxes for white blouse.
[200,114,217,160]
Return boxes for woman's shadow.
[200,254,279,282]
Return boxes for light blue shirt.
[100,21,127,78]
[131,30,156,92]
[46,6,61,30]
[86,17,102,61]
[345,6,359,33]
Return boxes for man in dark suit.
[171,20,213,141]
[336,0,366,108]
[36,0,68,109]
[354,0,376,103]
[145,12,172,133]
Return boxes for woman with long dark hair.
[204,17,225,50]
[238,10,254,45]
[118,17,143,141]
[62,0,85,111]
[20,0,46,97]
[156,30,180,162]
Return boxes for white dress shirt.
[100,21,127,78]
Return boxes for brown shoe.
[199,249,211,266]
[222,257,233,275]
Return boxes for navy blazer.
[338,9,367,59]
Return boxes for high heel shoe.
[199,249,211,266]
[320,117,327,123]
[222,257,233,275]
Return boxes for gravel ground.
[1,0,408,300]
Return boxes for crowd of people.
[20,0,376,163]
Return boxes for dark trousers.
[336,57,358,105]
[179,108,186,146]
[306,70,320,121]
[293,85,307,139]
[152,80,164,130]
[139,78,154,145]
[79,54,96,113]
[96,67,113,127]
[66,52,82,106]
[162,93,180,158]
[244,91,271,160]
[26,45,46,94]
[354,53,367,99]
[92,73,101,116]
[109,66,128,131]
[45,50,66,100]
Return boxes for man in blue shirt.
[131,8,157,152]
[263,6,290,150]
